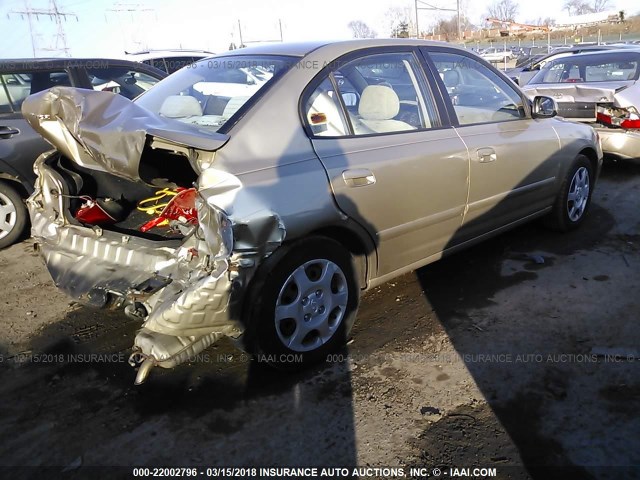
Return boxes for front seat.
[358,85,414,134]
[159,95,202,118]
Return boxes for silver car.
[23,39,602,384]
[522,49,640,160]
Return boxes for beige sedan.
[23,39,602,383]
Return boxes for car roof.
[548,47,640,60]
[213,39,458,59]
[124,49,215,61]
[0,57,167,75]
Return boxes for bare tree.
[563,0,608,15]
[348,20,377,39]
[385,5,415,37]
[592,0,610,12]
[435,15,473,38]
[487,0,519,22]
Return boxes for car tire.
[243,236,359,370]
[544,154,593,232]
[0,182,28,249]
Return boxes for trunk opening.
[49,152,199,242]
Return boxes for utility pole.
[457,0,461,40]
[238,19,244,47]
[279,18,283,42]
[106,3,154,53]
[9,0,78,57]
[414,0,461,40]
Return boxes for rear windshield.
[529,51,640,84]
[135,55,295,132]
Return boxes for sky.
[1,0,639,58]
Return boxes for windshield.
[135,55,295,132]
[529,51,640,84]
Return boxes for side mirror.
[511,77,520,85]
[532,95,557,119]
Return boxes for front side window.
[429,51,525,126]
[87,67,161,100]
[135,55,294,133]
[0,70,70,113]
[304,52,436,137]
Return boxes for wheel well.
[579,148,599,176]
[0,177,29,199]
[309,225,373,288]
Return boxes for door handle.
[342,169,376,187]
[0,126,20,139]
[476,147,497,163]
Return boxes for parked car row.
[20,39,604,383]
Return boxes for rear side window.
[304,51,437,137]
[305,77,349,136]
[428,51,525,126]
[0,70,70,114]
[86,66,161,100]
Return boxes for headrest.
[358,85,400,121]
[443,70,460,88]
[159,95,202,118]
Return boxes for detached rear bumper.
[595,127,640,161]
[28,154,241,382]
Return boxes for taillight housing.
[597,105,640,129]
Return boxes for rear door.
[423,48,561,241]
[0,68,77,191]
[303,48,470,278]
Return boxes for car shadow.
[411,157,633,479]
[0,302,360,473]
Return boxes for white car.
[480,47,513,63]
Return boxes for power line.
[415,0,461,40]
[9,0,78,57]
[105,3,155,53]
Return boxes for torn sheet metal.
[29,150,285,383]
[130,330,228,384]
[21,87,229,181]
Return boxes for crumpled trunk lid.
[21,86,229,182]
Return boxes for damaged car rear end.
[523,49,640,161]
[23,52,356,384]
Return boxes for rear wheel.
[244,236,359,369]
[0,182,28,249]
[544,155,593,232]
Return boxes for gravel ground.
[0,160,639,480]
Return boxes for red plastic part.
[75,201,117,225]
[139,188,198,233]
